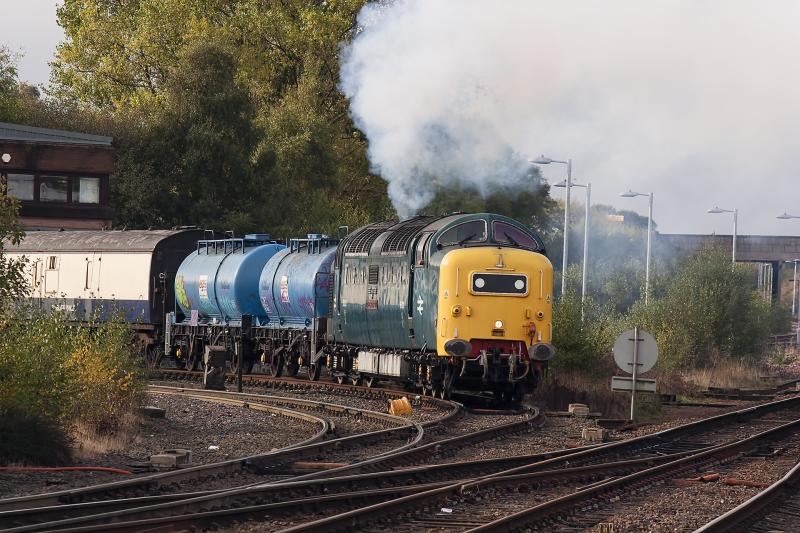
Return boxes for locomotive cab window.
[492,222,540,250]
[471,272,528,296]
[415,233,432,265]
[437,220,487,248]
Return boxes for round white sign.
[613,328,658,374]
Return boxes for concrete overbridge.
[658,234,800,301]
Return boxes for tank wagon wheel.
[285,353,301,377]
[351,375,362,386]
[336,375,346,385]
[267,352,284,377]
[185,344,199,371]
[364,375,377,388]
[145,345,163,370]
[307,361,322,381]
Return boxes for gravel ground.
[0,393,320,499]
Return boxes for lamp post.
[554,179,591,318]
[532,155,571,295]
[620,190,653,305]
[708,206,738,264]
[785,260,800,318]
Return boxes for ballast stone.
[150,448,192,469]
[140,406,166,418]
[568,403,590,417]
[582,427,609,443]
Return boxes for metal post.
[793,261,798,318]
[644,193,653,305]
[561,159,572,295]
[732,209,738,265]
[630,326,639,421]
[581,182,591,320]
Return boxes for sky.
[4,0,63,88]
[3,0,800,237]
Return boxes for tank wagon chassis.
[164,214,555,403]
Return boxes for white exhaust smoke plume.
[340,1,800,233]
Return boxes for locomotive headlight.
[494,320,503,329]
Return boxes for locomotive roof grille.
[381,216,436,254]
[343,220,396,255]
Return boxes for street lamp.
[532,155,571,295]
[554,179,591,317]
[708,206,738,264]
[620,189,654,305]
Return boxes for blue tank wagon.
[170,234,284,370]
[257,235,338,379]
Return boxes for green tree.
[0,45,22,122]
[53,0,393,236]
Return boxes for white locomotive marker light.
[1,153,10,163]
[613,328,658,421]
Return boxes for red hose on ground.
[0,466,132,475]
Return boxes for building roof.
[6,230,195,253]
[0,122,112,146]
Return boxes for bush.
[0,307,144,463]
[0,407,72,465]
[551,266,624,375]
[626,247,790,370]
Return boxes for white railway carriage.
[5,229,202,328]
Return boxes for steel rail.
[0,386,423,517]
[1,411,537,532]
[467,417,800,532]
[266,394,800,533]
[19,448,703,533]
[695,457,800,532]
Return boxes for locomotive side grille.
[368,265,379,284]
[381,216,435,254]
[343,220,396,255]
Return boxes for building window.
[72,176,100,204]
[40,176,69,202]
[5,173,35,201]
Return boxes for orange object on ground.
[0,466,133,475]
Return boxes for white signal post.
[613,328,658,421]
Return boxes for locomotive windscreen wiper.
[457,233,478,245]
[502,231,519,246]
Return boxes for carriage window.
[492,222,540,250]
[47,256,58,270]
[436,220,487,248]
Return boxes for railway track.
[0,405,539,532]
[0,384,453,529]
[11,394,800,532]
[696,455,800,533]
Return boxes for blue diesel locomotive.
[166,213,554,400]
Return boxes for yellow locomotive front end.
[437,246,554,396]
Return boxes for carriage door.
[44,255,59,296]
[364,263,379,345]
